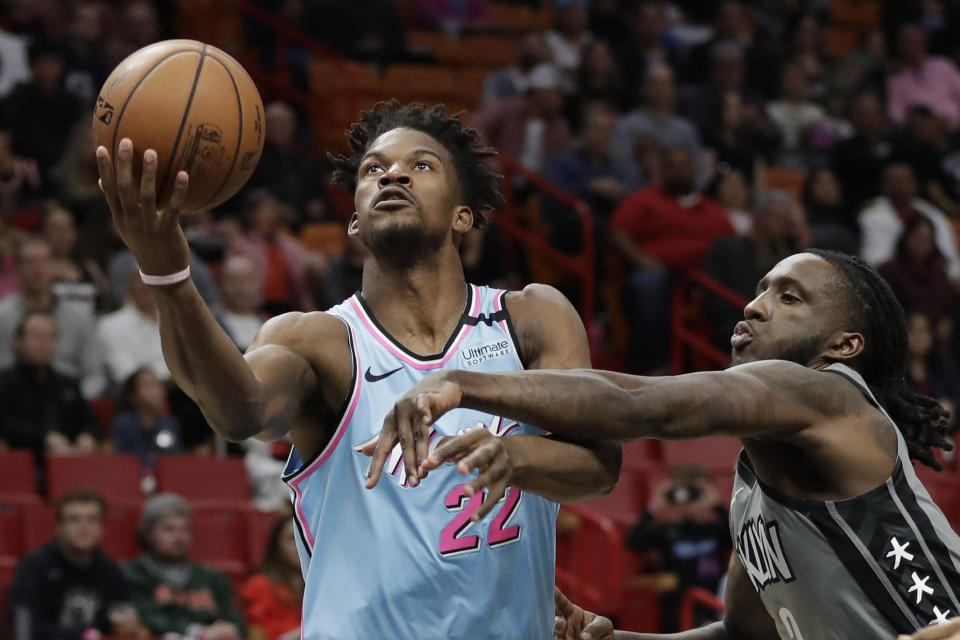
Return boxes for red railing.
[679,586,725,630]
[671,271,749,374]
[556,503,626,614]
[497,156,596,330]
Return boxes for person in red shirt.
[241,517,303,640]
[610,146,734,372]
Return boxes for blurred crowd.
[2,0,960,635]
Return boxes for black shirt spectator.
[2,41,82,192]
[9,490,141,640]
[0,310,100,460]
[829,92,893,214]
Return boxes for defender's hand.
[95,138,191,276]
[899,618,960,640]
[422,427,513,521]
[360,372,462,489]
[554,587,615,640]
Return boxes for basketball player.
[94,101,620,640]
[373,250,960,639]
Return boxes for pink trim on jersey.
[288,329,363,550]
[348,284,482,370]
[493,288,510,336]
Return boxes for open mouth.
[373,186,415,210]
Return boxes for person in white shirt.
[215,255,265,351]
[545,0,592,92]
[96,264,169,385]
[859,161,960,283]
[765,62,826,155]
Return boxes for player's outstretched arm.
[96,140,316,441]
[403,359,849,444]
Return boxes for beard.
[731,331,827,367]
[365,219,447,269]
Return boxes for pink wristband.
[139,265,191,286]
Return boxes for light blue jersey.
[282,284,560,640]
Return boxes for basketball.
[91,39,265,213]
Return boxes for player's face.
[351,127,471,267]
[731,253,841,366]
[148,513,192,563]
[58,501,104,553]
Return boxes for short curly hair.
[329,100,503,228]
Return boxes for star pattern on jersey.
[908,572,935,605]
[887,537,915,570]
[930,606,952,625]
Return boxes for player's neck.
[360,250,468,353]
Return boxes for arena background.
[0,0,958,636]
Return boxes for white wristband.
[139,265,191,286]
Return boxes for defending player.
[94,101,620,640]
[374,250,960,639]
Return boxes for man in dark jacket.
[9,489,142,639]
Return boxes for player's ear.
[827,331,865,361]
[452,205,473,233]
[347,212,359,237]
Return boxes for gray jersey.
[730,363,960,639]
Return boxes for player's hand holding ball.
[900,618,960,640]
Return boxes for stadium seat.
[455,35,517,70]
[823,27,859,58]
[300,223,346,256]
[246,509,279,569]
[0,450,38,501]
[20,503,56,554]
[759,167,806,199]
[0,556,16,630]
[661,437,742,472]
[155,455,252,507]
[46,455,144,505]
[192,508,248,584]
[100,503,140,561]
[88,397,116,435]
[0,502,21,558]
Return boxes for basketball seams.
[109,47,201,172]
[158,44,209,205]
[195,53,243,211]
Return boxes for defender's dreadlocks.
[806,249,952,469]
[329,100,503,228]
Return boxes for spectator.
[0,124,41,216]
[610,146,734,372]
[702,90,781,183]
[765,62,827,166]
[545,0,592,92]
[887,24,960,131]
[228,189,327,314]
[541,105,633,251]
[0,219,19,299]
[0,237,104,397]
[216,255,266,351]
[705,167,752,235]
[681,1,753,85]
[126,494,246,639]
[780,12,828,100]
[240,518,303,640]
[482,31,548,105]
[905,312,960,432]
[824,28,888,104]
[304,0,407,64]
[112,368,183,470]
[243,437,293,514]
[0,310,100,458]
[891,106,960,218]
[703,189,810,350]
[414,0,488,36]
[9,489,143,640]
[122,1,161,53]
[829,91,893,213]
[682,40,764,143]
[626,467,731,633]
[615,0,682,105]
[802,167,858,254]
[859,161,960,282]
[109,248,220,310]
[3,41,83,190]
[610,63,701,185]
[62,2,112,104]
[588,0,632,56]
[322,234,367,309]
[43,203,108,315]
[470,64,572,173]
[879,215,956,338]
[97,262,169,385]
[246,101,329,226]
[571,39,623,123]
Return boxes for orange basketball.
[92,39,265,213]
